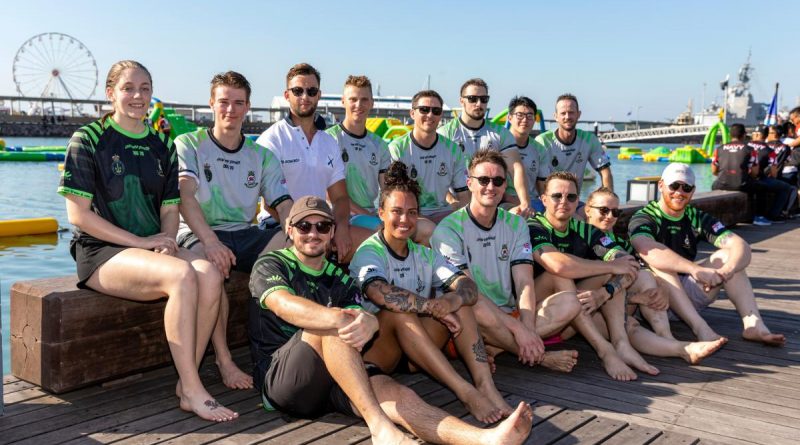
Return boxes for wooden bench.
[9,271,251,394]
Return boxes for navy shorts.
[178,226,282,272]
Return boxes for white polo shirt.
[255,117,345,200]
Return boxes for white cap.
[661,163,695,186]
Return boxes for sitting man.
[249,195,534,445]
[176,71,293,389]
[629,163,785,346]
[431,150,580,372]
[529,171,655,380]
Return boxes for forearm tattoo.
[453,277,478,306]
[369,281,429,314]
[472,338,488,363]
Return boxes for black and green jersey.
[605,231,633,254]
[628,201,732,262]
[248,248,364,387]
[58,117,180,239]
[528,213,624,277]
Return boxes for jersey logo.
[437,162,448,177]
[369,153,378,166]
[204,163,213,182]
[265,275,281,283]
[683,234,691,249]
[522,242,532,254]
[599,236,613,247]
[342,149,349,163]
[111,154,125,176]
[327,155,334,167]
[458,141,466,152]
[529,160,537,171]
[410,164,418,179]
[156,161,165,177]
[712,222,725,232]
[498,244,510,261]
[416,276,425,295]
[551,157,559,167]
[245,170,258,188]
[575,152,584,164]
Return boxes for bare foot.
[599,350,637,381]
[462,387,503,424]
[478,381,514,418]
[486,345,503,374]
[615,341,660,376]
[540,350,578,373]
[743,327,785,347]
[371,426,417,445]
[483,401,533,445]
[179,389,238,422]
[218,360,254,389]
[696,326,724,343]
[682,337,727,364]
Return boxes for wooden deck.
[3,220,799,444]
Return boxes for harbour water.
[0,136,715,374]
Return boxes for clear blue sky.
[1,0,795,122]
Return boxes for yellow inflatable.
[0,217,59,237]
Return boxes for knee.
[554,291,582,321]
[170,260,199,295]
[708,249,731,268]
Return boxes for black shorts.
[177,226,282,272]
[262,330,384,419]
[70,236,127,289]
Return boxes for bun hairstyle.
[379,161,421,209]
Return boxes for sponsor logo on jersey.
[366,267,377,273]
[156,161,165,177]
[342,149,349,163]
[204,163,213,182]
[522,242,532,254]
[327,155,334,167]
[369,153,378,165]
[245,170,258,188]
[437,162,448,177]
[111,154,125,176]
[265,275,282,283]
[712,222,725,232]
[599,236,613,247]
[498,244,510,261]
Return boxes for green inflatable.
[702,121,731,156]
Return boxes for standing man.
[256,63,368,262]
[326,75,391,230]
[536,94,612,199]
[505,96,547,214]
[389,89,469,223]
[630,163,785,347]
[249,196,534,445]
[439,78,531,215]
[176,71,293,389]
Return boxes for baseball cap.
[661,163,695,186]
[287,196,334,225]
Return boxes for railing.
[599,124,711,142]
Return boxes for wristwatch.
[604,282,617,299]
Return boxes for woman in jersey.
[350,161,512,424]
[58,60,237,422]
[584,188,726,364]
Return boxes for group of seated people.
[56,59,785,445]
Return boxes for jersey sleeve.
[589,228,625,261]
[349,242,390,293]
[588,135,611,170]
[58,128,97,199]
[175,134,199,182]
[328,137,347,187]
[533,138,551,180]
[498,126,519,152]
[249,255,293,310]
[260,147,291,209]
[628,211,658,241]
[511,221,535,266]
[698,211,732,247]
[430,222,468,270]
[528,218,555,251]
[162,140,181,206]
[431,250,464,292]
[451,147,469,192]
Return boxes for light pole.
[636,106,643,130]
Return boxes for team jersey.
[325,124,391,212]
[604,231,633,254]
[248,248,364,388]
[431,206,533,308]
[527,213,625,277]
[506,135,547,199]
[711,142,756,190]
[350,231,464,313]
[748,141,774,179]
[535,129,611,193]
[58,117,180,239]
[437,118,518,165]
[388,133,468,216]
[628,200,733,262]
[175,129,290,233]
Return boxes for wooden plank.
[649,432,700,445]
[524,409,594,444]
[601,425,663,445]
[209,418,312,445]
[549,417,627,445]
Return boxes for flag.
[764,84,779,126]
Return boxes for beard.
[466,108,486,121]
[292,104,317,118]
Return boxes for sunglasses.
[462,95,490,104]
[288,86,319,97]
[470,175,506,187]
[292,220,334,235]
[589,205,622,217]
[414,106,443,116]
[549,192,579,203]
[667,182,695,193]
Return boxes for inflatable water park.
[616,121,731,164]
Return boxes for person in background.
[504,96,547,215]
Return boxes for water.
[0,137,713,375]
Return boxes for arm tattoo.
[472,338,488,363]
[368,281,429,314]
[452,277,478,306]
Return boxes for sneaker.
[753,216,772,226]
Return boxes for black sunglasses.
[288,86,319,97]
[589,205,622,217]
[667,182,695,193]
[463,95,490,104]
[293,220,334,235]
[470,175,506,187]
[414,105,443,116]
[549,192,579,203]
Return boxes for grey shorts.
[668,274,718,320]
[177,226,282,272]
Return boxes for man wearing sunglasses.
[535,94,612,212]
[256,63,367,262]
[176,71,293,390]
[249,196,535,445]
[505,96,547,215]
[438,79,531,217]
[629,163,785,347]
[389,90,470,223]
[528,171,654,381]
[432,150,580,373]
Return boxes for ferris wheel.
[12,33,98,102]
